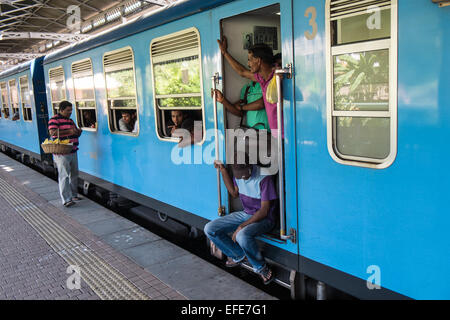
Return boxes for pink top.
[48,114,79,153]
[254,71,284,138]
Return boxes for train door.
[213,1,299,261]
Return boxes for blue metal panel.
[30,57,51,150]
[0,60,43,156]
[293,0,450,299]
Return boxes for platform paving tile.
[8,172,44,181]
[49,199,108,215]
[84,217,138,237]
[38,191,63,201]
[122,239,190,268]
[145,254,220,291]
[102,227,161,251]
[0,188,100,300]
[31,185,61,193]
[21,180,55,189]
[0,161,17,167]
[10,169,43,176]
[1,165,29,172]
[24,178,57,187]
[62,208,118,226]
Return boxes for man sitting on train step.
[204,154,277,285]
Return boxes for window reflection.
[336,117,390,160]
[334,49,389,112]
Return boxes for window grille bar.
[330,0,391,21]
[72,60,93,75]
[104,49,134,72]
[151,31,198,57]
[49,67,64,80]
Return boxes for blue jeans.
[204,211,274,273]
[53,153,79,205]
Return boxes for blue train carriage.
[41,0,301,292]
[0,56,50,163]
[38,0,450,300]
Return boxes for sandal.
[64,200,75,207]
[225,257,246,268]
[259,265,274,285]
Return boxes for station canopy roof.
[0,0,177,70]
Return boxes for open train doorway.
[219,4,281,217]
[220,4,281,130]
[216,2,301,295]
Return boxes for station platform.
[0,152,275,300]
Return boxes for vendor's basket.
[41,129,73,154]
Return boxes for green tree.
[333,50,389,112]
[154,56,201,108]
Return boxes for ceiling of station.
[0,0,177,70]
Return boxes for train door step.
[239,258,292,290]
[259,230,284,243]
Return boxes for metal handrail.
[211,73,225,216]
[276,65,295,242]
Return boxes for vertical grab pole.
[212,73,225,216]
[276,65,295,242]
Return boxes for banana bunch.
[43,138,71,145]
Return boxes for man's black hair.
[248,43,274,66]
[273,53,282,62]
[59,100,72,111]
[172,109,186,116]
[232,151,251,166]
[181,118,194,132]
[231,151,253,179]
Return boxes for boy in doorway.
[204,155,277,285]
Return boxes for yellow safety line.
[0,178,149,300]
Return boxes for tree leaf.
[334,69,355,85]
[349,72,365,92]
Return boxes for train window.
[150,27,204,142]
[0,82,10,119]
[72,59,97,130]
[49,66,67,115]
[103,47,139,135]
[19,76,32,121]
[326,0,397,168]
[8,79,20,121]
